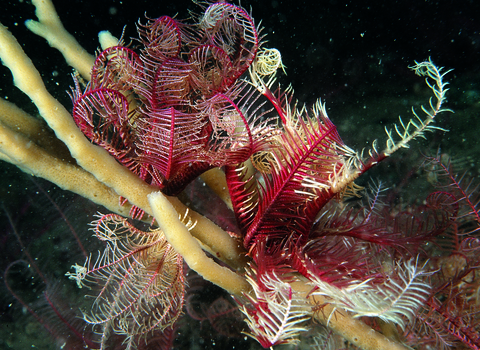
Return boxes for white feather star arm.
[311,258,432,330]
[240,269,311,348]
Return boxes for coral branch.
[24,0,95,79]
[149,191,250,295]
[2,1,472,349]
[0,21,156,213]
[0,118,130,216]
[291,282,412,350]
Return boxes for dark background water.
[3,0,480,98]
[1,1,479,349]
[2,0,479,148]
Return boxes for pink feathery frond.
[66,213,185,348]
[72,88,137,167]
[149,58,195,109]
[134,106,212,194]
[139,16,184,66]
[426,156,480,234]
[197,2,259,80]
[188,44,235,94]
[198,92,253,161]
[240,267,309,348]
[71,2,264,197]
[228,100,356,249]
[90,46,143,92]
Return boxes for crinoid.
[71,2,267,200]
[67,213,189,349]
[6,0,479,349]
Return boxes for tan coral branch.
[149,191,250,296]
[0,23,245,269]
[25,0,95,80]
[0,22,155,213]
[291,281,410,350]
[0,120,131,216]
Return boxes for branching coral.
[2,1,479,350]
